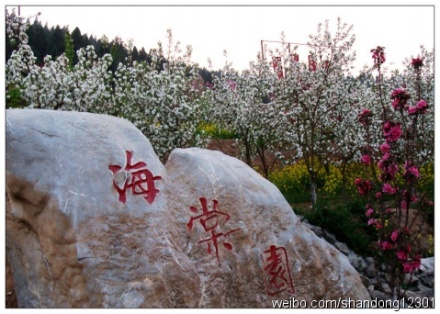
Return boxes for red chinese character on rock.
[108,150,162,204]
[261,245,295,296]
[187,197,240,262]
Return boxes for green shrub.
[299,198,374,256]
[6,86,27,108]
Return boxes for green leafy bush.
[299,198,374,255]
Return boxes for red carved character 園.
[261,245,295,296]
[187,197,240,262]
[108,150,162,204]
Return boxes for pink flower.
[380,165,398,182]
[368,218,383,229]
[382,153,391,161]
[402,256,421,273]
[402,262,414,273]
[354,178,373,196]
[385,208,394,214]
[404,162,420,180]
[361,154,371,165]
[388,163,399,177]
[411,57,423,69]
[375,192,382,199]
[227,80,236,91]
[375,220,383,229]
[409,166,420,178]
[391,88,410,111]
[388,126,402,142]
[408,106,418,115]
[383,183,396,195]
[371,46,386,65]
[416,100,428,113]
[383,122,402,142]
[412,255,421,269]
[380,142,390,154]
[365,208,374,217]
[391,230,399,242]
[378,240,393,250]
[397,250,407,260]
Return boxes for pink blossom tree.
[356,46,434,299]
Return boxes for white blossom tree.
[209,51,283,177]
[271,18,358,208]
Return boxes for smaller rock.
[419,257,434,275]
[365,263,376,279]
[301,220,324,238]
[348,251,367,272]
[334,241,350,255]
[415,282,435,298]
[369,290,389,301]
[323,230,337,245]
[359,275,370,288]
[418,272,434,288]
[403,273,419,286]
[381,283,391,294]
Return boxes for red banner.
[272,56,284,79]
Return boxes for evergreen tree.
[47,25,65,58]
[110,36,127,72]
[26,19,47,64]
[138,47,149,63]
[132,46,140,63]
[64,30,75,69]
[71,27,84,64]
[96,34,110,57]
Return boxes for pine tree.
[64,30,75,69]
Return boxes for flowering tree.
[272,19,357,208]
[6,9,207,162]
[355,46,434,299]
[113,29,209,161]
[5,8,39,107]
[209,52,281,177]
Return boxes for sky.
[6,1,435,76]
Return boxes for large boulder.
[6,109,200,307]
[6,109,370,307]
[166,148,370,305]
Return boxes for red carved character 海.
[109,150,162,204]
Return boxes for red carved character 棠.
[187,197,240,262]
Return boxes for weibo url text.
[272,296,434,311]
